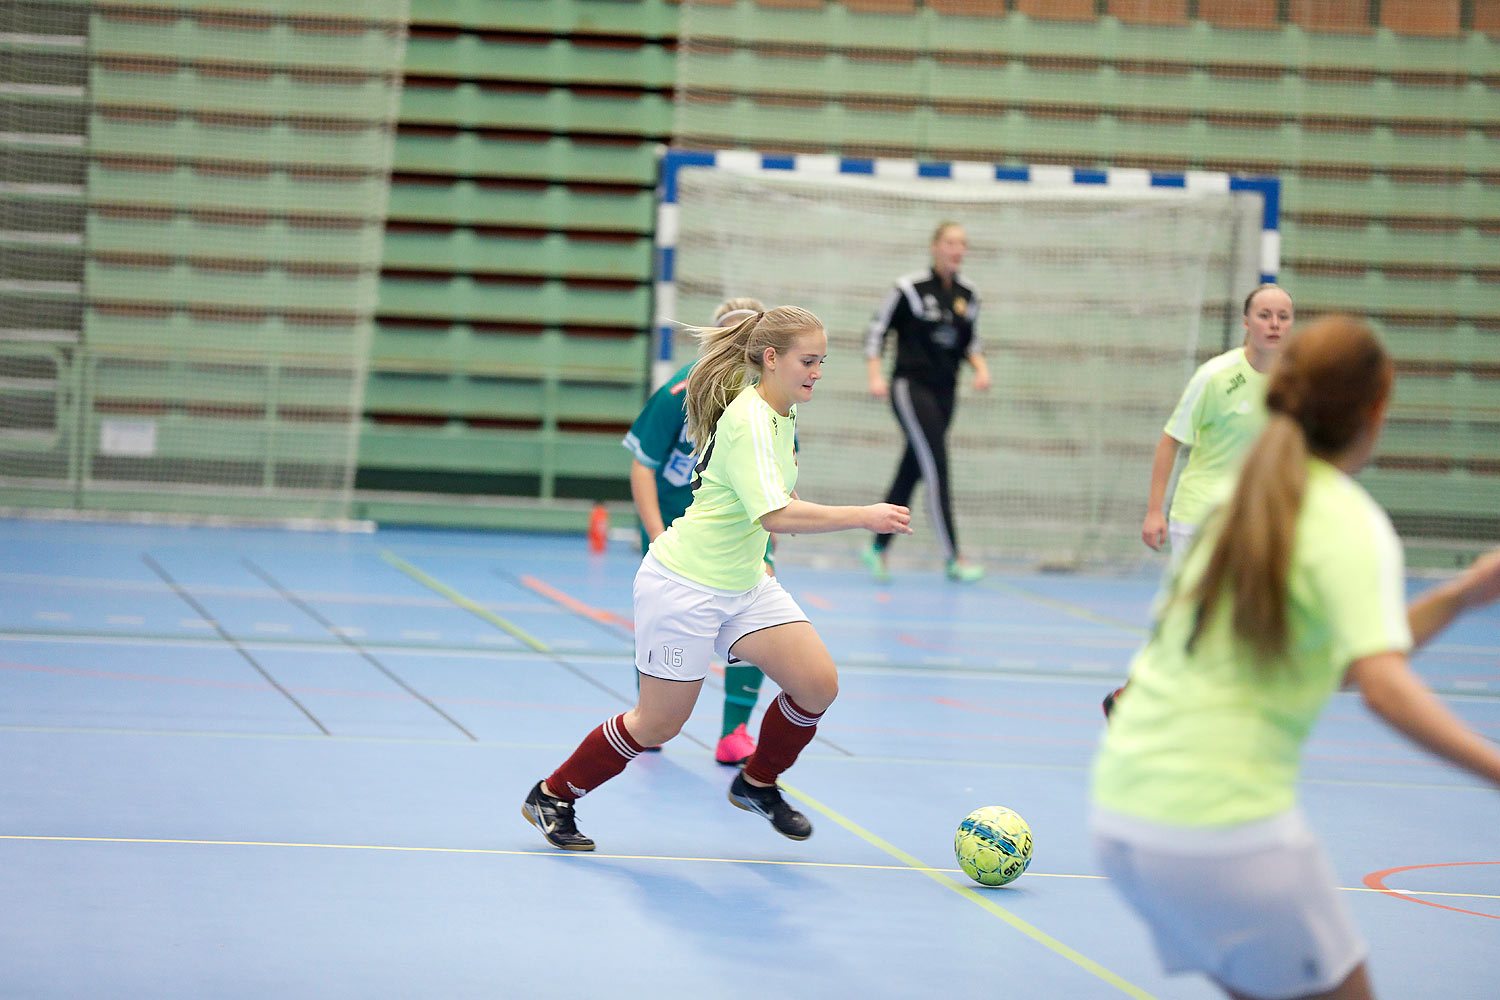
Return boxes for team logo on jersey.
[923,294,942,322]
[953,297,968,317]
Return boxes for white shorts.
[1092,809,1366,1000]
[1167,521,1198,568]
[633,554,808,682]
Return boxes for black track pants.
[875,377,958,560]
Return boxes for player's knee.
[796,673,838,715]
[624,708,687,747]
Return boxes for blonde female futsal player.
[525,306,912,850]
[623,297,773,766]
[1092,315,1500,1000]
[1142,283,1295,562]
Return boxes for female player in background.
[1142,283,1294,563]
[526,306,912,850]
[1092,314,1500,1000]
[862,221,990,584]
[622,296,770,767]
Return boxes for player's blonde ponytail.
[684,305,822,453]
[1188,315,1393,660]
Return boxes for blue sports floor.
[1,517,1497,999]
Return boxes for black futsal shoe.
[522,781,595,851]
[728,772,813,840]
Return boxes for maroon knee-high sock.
[742,693,824,787]
[545,714,645,801]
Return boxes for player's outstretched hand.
[1457,546,1500,610]
[864,503,912,535]
[1141,511,1167,551]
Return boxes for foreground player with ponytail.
[623,296,775,766]
[525,306,912,850]
[1091,315,1500,1000]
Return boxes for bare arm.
[759,497,911,536]
[1407,547,1500,649]
[866,355,888,399]
[629,459,668,542]
[968,351,991,392]
[1347,651,1500,786]
[1341,546,1500,787]
[1141,432,1181,550]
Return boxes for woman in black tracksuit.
[862,221,990,583]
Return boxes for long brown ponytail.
[683,305,823,452]
[1187,314,1394,659]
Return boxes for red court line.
[799,592,833,611]
[518,575,633,631]
[1364,862,1500,920]
[512,575,726,677]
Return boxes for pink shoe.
[715,723,756,766]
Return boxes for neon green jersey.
[1165,347,1268,526]
[650,385,796,592]
[1093,459,1411,827]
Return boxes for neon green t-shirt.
[1165,347,1268,527]
[1093,458,1411,827]
[650,384,796,592]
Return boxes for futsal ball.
[954,805,1033,887]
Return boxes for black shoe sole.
[521,804,595,851]
[727,788,812,841]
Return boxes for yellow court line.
[1343,885,1500,901]
[0,834,1029,872]
[982,579,1149,636]
[380,551,549,654]
[776,781,1161,1000]
[5,834,1496,905]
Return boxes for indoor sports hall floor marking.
[518,574,634,630]
[1364,861,1500,919]
[378,551,711,747]
[982,578,1149,635]
[380,550,549,653]
[0,834,1052,873]
[5,835,1492,906]
[774,781,1161,1000]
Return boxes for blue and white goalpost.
[653,147,1280,568]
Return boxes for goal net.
[658,151,1272,570]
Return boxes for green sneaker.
[860,544,891,583]
[945,559,984,583]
